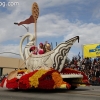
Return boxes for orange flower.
[52,72,64,88]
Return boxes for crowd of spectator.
[65,56,100,85]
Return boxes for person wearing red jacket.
[38,43,44,54]
[30,46,38,55]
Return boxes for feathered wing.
[51,36,79,72]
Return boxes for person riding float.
[30,46,38,55]
[38,43,44,54]
[29,42,51,55]
[44,43,51,53]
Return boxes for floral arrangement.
[6,78,18,89]
[19,70,38,89]
[38,70,55,89]
[0,68,89,90]
[61,68,89,85]
[0,69,70,89]
[29,69,48,88]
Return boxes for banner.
[18,15,34,25]
[83,43,100,58]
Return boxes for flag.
[18,15,34,25]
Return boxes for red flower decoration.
[6,78,18,89]
[19,70,38,89]
[61,68,90,85]
[61,68,81,74]
[38,80,54,89]
[38,70,56,89]
[18,72,24,74]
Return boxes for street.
[0,86,100,100]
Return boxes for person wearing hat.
[45,43,51,53]
[38,43,44,54]
[30,46,38,55]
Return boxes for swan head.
[29,34,35,41]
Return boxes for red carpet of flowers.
[0,68,89,89]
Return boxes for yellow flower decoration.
[29,69,48,88]
[60,84,66,88]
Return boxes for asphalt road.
[0,86,100,100]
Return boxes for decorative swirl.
[53,45,71,70]
[32,2,39,22]
[53,36,79,72]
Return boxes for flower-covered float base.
[0,68,89,90]
[61,68,90,89]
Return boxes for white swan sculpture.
[19,33,79,72]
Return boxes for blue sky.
[0,0,100,59]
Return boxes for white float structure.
[19,2,83,79]
[19,33,83,78]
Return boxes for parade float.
[0,2,89,90]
